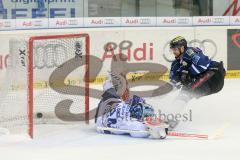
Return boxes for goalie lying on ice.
[95,77,168,139]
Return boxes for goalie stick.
[97,122,231,140]
[97,126,209,140]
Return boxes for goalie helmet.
[129,102,155,121]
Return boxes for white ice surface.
[0,79,240,160]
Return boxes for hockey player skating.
[162,36,226,129]
[169,36,225,98]
[95,77,168,139]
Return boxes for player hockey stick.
[167,131,208,139]
[97,126,209,140]
[97,121,231,140]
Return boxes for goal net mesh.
[0,34,89,137]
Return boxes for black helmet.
[170,36,187,49]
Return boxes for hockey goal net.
[0,33,90,138]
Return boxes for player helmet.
[170,36,187,49]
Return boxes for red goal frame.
[28,34,90,138]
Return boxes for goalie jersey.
[95,88,152,138]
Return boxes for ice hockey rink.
[0,78,239,160]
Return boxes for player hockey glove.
[180,70,193,87]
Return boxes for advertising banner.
[192,16,230,26]
[227,29,240,70]
[49,17,84,28]
[16,18,48,29]
[0,27,227,73]
[84,17,121,27]
[0,0,83,19]
[121,17,156,27]
[230,16,240,25]
[157,17,192,26]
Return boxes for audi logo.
[32,41,82,69]
[139,19,151,24]
[104,19,115,24]
[2,21,11,27]
[177,18,189,24]
[68,20,78,25]
[163,39,217,62]
[34,20,43,27]
[213,18,225,23]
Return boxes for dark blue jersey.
[170,47,216,84]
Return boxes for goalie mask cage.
[0,33,90,138]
